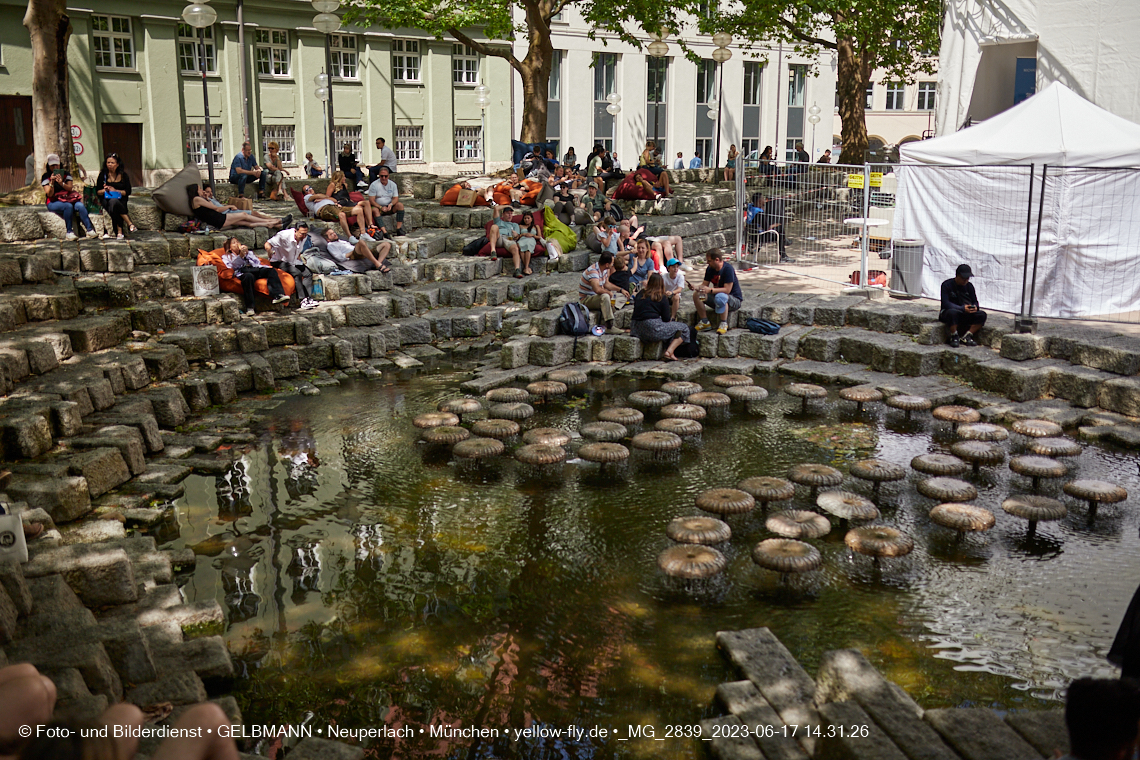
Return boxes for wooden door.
[0,96,34,191]
[101,123,143,185]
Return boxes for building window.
[698,0,717,18]
[186,124,223,168]
[255,29,290,77]
[92,15,134,70]
[395,125,423,162]
[787,65,806,107]
[697,59,716,105]
[330,34,357,80]
[333,126,362,160]
[743,61,762,106]
[455,126,482,162]
[261,126,297,166]
[547,50,561,142]
[885,82,905,110]
[452,44,478,85]
[917,81,936,110]
[741,138,760,158]
[393,40,421,83]
[177,24,215,75]
[695,139,713,166]
[592,53,618,152]
[646,57,668,154]
[865,83,875,110]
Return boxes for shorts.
[705,293,742,314]
[317,205,341,222]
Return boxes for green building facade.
[0,0,510,187]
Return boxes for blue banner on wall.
[1014,57,1037,105]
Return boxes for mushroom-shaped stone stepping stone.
[817,490,880,528]
[687,392,731,412]
[421,426,470,446]
[546,369,588,388]
[471,418,520,441]
[661,403,707,421]
[657,544,727,579]
[738,476,796,510]
[929,503,995,540]
[488,402,535,421]
[725,385,769,405]
[630,431,683,461]
[666,516,731,545]
[1002,494,1066,536]
[917,477,978,503]
[785,383,827,413]
[438,398,482,419]
[846,526,915,565]
[578,442,630,466]
[598,406,644,427]
[1011,418,1063,438]
[661,381,703,400]
[957,423,1010,442]
[522,428,571,447]
[1009,455,1067,490]
[696,488,756,516]
[849,459,906,494]
[1027,437,1082,458]
[885,394,932,419]
[413,411,461,429]
[766,510,832,539]
[628,390,672,411]
[1063,479,1128,520]
[933,405,982,426]
[949,440,1006,473]
[911,453,969,477]
[838,386,883,413]
[713,374,754,388]
[486,387,530,404]
[453,437,505,460]
[580,421,627,442]
[752,538,822,580]
[788,463,844,499]
[526,381,567,402]
[655,418,703,439]
[515,444,567,468]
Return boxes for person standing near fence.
[940,264,987,348]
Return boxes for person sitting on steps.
[325,171,378,238]
[188,185,288,231]
[304,152,324,178]
[41,154,95,240]
[632,273,693,361]
[220,236,289,314]
[202,183,280,222]
[228,141,266,199]
[940,263,986,348]
[265,221,317,310]
[693,250,742,335]
[662,257,686,321]
[489,205,528,278]
[312,228,390,273]
[578,251,625,334]
[365,167,405,239]
[301,183,368,241]
[95,152,136,239]
[263,141,289,201]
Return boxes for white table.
[843,217,891,231]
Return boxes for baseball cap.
[666,258,681,268]
[956,264,973,278]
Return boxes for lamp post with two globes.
[647,33,669,156]
[181,1,218,184]
[474,83,491,174]
[710,33,732,169]
[807,104,822,161]
[312,1,341,179]
[606,93,621,158]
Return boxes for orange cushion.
[197,248,295,297]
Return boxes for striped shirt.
[579,262,608,299]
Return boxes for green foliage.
[342,0,517,53]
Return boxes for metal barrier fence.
[737,161,1140,324]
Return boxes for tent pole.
[1027,164,1048,322]
[1017,163,1035,329]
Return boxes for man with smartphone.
[939,264,986,348]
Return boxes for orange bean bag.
[197,248,296,297]
[439,183,491,206]
[489,179,543,207]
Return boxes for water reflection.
[163,371,1140,758]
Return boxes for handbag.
[83,185,101,214]
[54,189,83,204]
[456,188,477,208]
[0,501,29,565]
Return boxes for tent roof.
[900,82,1140,167]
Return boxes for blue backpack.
[559,302,591,337]
[746,317,781,335]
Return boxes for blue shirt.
[689,157,703,169]
[704,262,742,301]
[230,152,256,178]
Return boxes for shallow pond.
[165,361,1140,759]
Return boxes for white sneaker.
[245,308,256,316]
[100,232,110,240]
[356,180,368,188]
[348,236,359,244]
[301,299,319,309]
[359,232,375,242]
[65,232,77,240]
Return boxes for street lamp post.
[807,104,821,161]
[474,83,491,174]
[648,34,669,156]
[314,73,330,176]
[711,33,732,171]
[312,2,341,179]
[182,2,218,184]
[606,93,622,156]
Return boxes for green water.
[166,361,1140,759]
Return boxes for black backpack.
[674,328,701,358]
[559,302,591,336]
[462,236,487,256]
[746,317,781,335]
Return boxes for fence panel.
[737,159,870,289]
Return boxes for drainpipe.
[236,0,251,147]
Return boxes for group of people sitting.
[579,248,743,360]
[227,138,398,199]
[39,153,140,240]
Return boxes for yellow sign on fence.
[870,172,883,187]
[847,173,865,189]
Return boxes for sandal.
[379,265,391,274]
[129,224,138,232]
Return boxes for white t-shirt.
[266,229,304,264]
[325,239,354,262]
[673,158,684,169]
[380,145,398,171]
[663,270,686,292]
[367,178,398,207]
[304,193,335,216]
